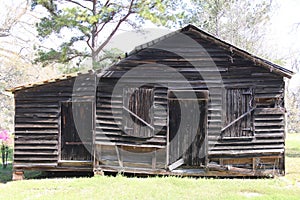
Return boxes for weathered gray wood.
[11,25,288,177]
[123,106,155,131]
[168,158,185,171]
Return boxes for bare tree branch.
[94,0,136,56]
[64,0,93,11]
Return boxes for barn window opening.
[123,87,154,138]
[222,88,254,139]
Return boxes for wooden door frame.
[166,90,209,168]
[58,100,94,162]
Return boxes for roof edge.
[6,70,95,93]
[186,24,294,78]
[128,24,294,79]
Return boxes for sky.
[267,0,300,88]
[268,0,300,59]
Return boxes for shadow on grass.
[286,148,300,157]
[0,163,44,183]
[0,163,13,183]
[0,163,93,183]
[286,153,300,157]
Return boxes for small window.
[123,87,154,138]
[222,88,254,139]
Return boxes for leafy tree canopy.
[32,0,184,69]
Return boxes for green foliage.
[187,0,273,54]
[32,0,183,71]
[96,48,124,69]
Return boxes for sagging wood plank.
[95,136,166,144]
[13,162,58,167]
[208,139,284,145]
[58,160,92,167]
[205,163,277,176]
[210,144,284,150]
[209,149,284,156]
[254,108,284,115]
[94,141,165,149]
[168,158,185,171]
[65,142,92,145]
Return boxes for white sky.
[268,0,300,59]
[266,0,300,88]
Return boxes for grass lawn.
[0,134,299,199]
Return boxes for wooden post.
[219,158,224,166]
[12,170,24,181]
[152,149,156,169]
[115,146,123,168]
[252,158,256,171]
[94,169,104,176]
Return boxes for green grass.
[0,134,299,199]
[0,173,299,199]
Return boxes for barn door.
[168,90,208,167]
[60,102,93,161]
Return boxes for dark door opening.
[168,90,208,167]
[60,102,93,161]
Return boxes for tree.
[32,0,183,69]
[0,0,32,61]
[286,59,300,133]
[186,0,273,54]
[0,0,30,38]
[0,0,60,131]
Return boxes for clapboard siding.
[13,73,95,170]
[95,81,168,148]
[94,28,287,174]
[10,25,291,177]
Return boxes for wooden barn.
[8,25,293,179]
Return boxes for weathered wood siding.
[12,26,288,176]
[95,28,286,174]
[13,73,95,171]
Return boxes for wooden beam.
[221,107,256,132]
[123,106,155,130]
[168,158,184,171]
[115,146,123,168]
[152,150,157,169]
